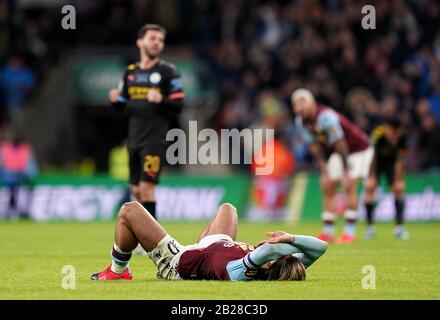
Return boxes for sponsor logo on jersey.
[135,73,150,83]
[149,72,162,84]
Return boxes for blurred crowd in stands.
[1,0,440,173]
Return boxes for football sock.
[365,202,376,225]
[395,198,405,225]
[142,201,156,219]
[323,222,335,235]
[111,244,132,274]
[344,219,356,236]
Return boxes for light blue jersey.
[295,108,345,146]
[225,235,328,281]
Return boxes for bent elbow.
[317,241,328,258]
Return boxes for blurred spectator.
[418,114,440,171]
[0,54,36,123]
[249,137,295,220]
[108,140,129,182]
[108,139,130,204]
[429,81,440,122]
[0,130,38,219]
[4,0,440,172]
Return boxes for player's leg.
[339,147,375,243]
[364,175,378,238]
[391,176,409,239]
[138,145,165,219]
[128,148,149,256]
[115,201,167,251]
[7,183,17,219]
[340,176,359,242]
[319,174,339,242]
[198,203,238,241]
[319,153,340,243]
[198,221,212,241]
[91,201,167,280]
[139,181,156,217]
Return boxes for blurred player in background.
[292,89,373,244]
[250,137,295,220]
[0,130,38,219]
[364,119,409,240]
[91,202,327,281]
[108,24,184,220]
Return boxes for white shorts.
[327,146,374,181]
[147,233,233,280]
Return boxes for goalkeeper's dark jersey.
[371,125,407,161]
[114,60,184,149]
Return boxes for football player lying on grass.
[91,202,328,281]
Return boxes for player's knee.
[119,201,142,220]
[365,178,377,193]
[392,180,405,194]
[320,178,336,195]
[218,203,238,219]
[345,181,357,193]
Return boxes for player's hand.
[266,231,288,238]
[147,89,163,103]
[109,88,121,103]
[256,231,293,247]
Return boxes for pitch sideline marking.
[286,173,308,225]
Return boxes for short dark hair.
[137,24,167,39]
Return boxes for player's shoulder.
[371,125,385,140]
[126,62,140,71]
[317,107,339,127]
[318,106,338,118]
[158,59,179,72]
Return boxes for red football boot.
[317,232,335,243]
[90,265,133,281]
[337,233,356,244]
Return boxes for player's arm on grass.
[249,231,328,269]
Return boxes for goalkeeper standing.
[109,24,184,220]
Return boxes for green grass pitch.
[0,220,439,300]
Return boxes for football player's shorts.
[327,146,374,181]
[147,234,233,280]
[128,144,165,185]
[375,158,397,185]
